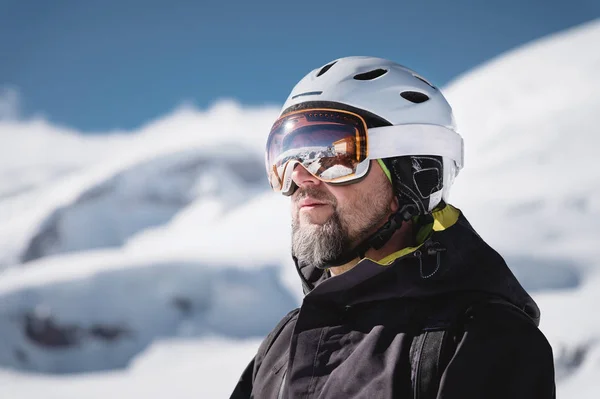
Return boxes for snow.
[0,252,297,373]
[0,338,261,399]
[445,18,600,264]
[0,104,273,267]
[274,145,335,165]
[319,164,353,180]
[0,18,599,397]
[444,19,600,395]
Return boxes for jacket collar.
[295,205,541,325]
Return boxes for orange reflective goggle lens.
[265,109,369,195]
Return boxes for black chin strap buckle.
[324,204,419,268]
[368,204,419,250]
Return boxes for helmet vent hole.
[316,61,337,77]
[401,91,430,104]
[291,91,324,99]
[413,75,436,89]
[353,69,388,81]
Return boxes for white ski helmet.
[278,56,464,213]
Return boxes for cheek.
[329,190,362,226]
[340,185,391,223]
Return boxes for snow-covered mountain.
[18,147,266,264]
[0,103,274,267]
[0,19,599,398]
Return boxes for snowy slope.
[445,19,600,394]
[0,102,275,267]
[0,19,599,398]
[0,252,296,373]
[16,146,266,263]
[0,338,261,399]
[446,19,600,264]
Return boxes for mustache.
[293,186,337,206]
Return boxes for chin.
[298,217,324,227]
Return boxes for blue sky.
[1,0,599,132]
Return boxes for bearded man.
[230,56,555,399]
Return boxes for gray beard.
[291,211,348,269]
[291,204,392,269]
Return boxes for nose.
[291,163,321,188]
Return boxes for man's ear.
[390,195,400,213]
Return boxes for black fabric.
[230,309,299,399]
[437,302,555,399]
[381,155,445,216]
[408,294,537,399]
[230,210,555,398]
[230,359,254,399]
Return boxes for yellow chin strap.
[372,204,460,266]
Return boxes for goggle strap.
[368,125,464,169]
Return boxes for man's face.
[291,160,397,268]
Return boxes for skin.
[290,160,414,275]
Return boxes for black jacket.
[231,206,556,398]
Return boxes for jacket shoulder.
[439,301,556,398]
[253,308,299,374]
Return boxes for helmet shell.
[281,56,456,130]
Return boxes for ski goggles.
[265,108,465,196]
